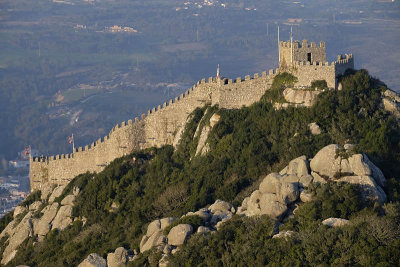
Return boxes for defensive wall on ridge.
[30,39,355,191]
[292,54,354,88]
[30,70,277,191]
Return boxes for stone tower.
[279,40,326,69]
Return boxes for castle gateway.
[29,40,354,191]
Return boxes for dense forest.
[0,70,399,266]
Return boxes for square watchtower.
[279,40,326,69]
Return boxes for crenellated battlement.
[30,39,355,191]
[280,40,325,49]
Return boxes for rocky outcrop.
[195,125,211,156]
[282,88,322,107]
[33,202,59,240]
[308,122,321,135]
[167,224,193,246]
[13,206,27,218]
[195,113,220,156]
[322,218,350,227]
[28,201,42,212]
[107,247,129,267]
[1,212,33,265]
[78,253,107,267]
[238,171,300,219]
[310,144,386,202]
[61,194,76,206]
[383,89,400,118]
[52,205,74,231]
[139,217,177,252]
[0,185,82,264]
[48,185,66,203]
[140,229,167,252]
[310,144,341,178]
[73,144,390,266]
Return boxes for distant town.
[0,149,36,218]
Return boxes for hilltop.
[0,69,399,266]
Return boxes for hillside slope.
[0,69,399,266]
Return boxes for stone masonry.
[30,40,354,191]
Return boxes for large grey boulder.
[348,154,386,187]
[61,194,76,206]
[259,173,281,194]
[107,247,128,267]
[277,182,299,204]
[245,190,287,219]
[52,205,73,230]
[243,171,299,219]
[48,185,66,203]
[336,176,386,203]
[33,202,59,239]
[78,253,107,267]
[146,219,161,236]
[140,230,166,252]
[208,199,235,214]
[260,200,288,219]
[282,88,322,107]
[322,218,350,227]
[160,217,178,230]
[280,156,310,177]
[167,224,193,246]
[310,144,340,178]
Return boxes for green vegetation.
[281,183,367,231]
[168,184,400,266]
[310,79,328,90]
[0,212,13,234]
[19,190,41,207]
[261,72,297,103]
[5,70,400,266]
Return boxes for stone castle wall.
[30,40,355,191]
[30,70,278,191]
[292,54,354,89]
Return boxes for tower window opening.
[307,53,312,62]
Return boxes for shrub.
[310,79,328,89]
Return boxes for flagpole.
[72,133,75,153]
[278,25,280,64]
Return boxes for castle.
[29,40,354,191]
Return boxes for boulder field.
[0,185,81,265]
[76,143,386,266]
